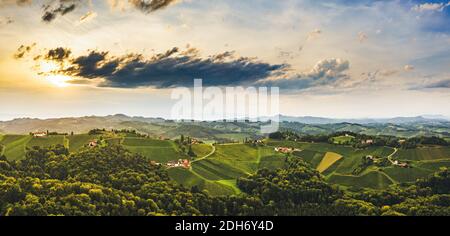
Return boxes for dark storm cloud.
[256,58,350,90]
[41,47,287,88]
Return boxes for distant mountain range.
[271,115,450,124]
[1,114,449,138]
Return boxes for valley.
[2,120,450,195]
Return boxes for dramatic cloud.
[412,2,450,12]
[13,43,36,59]
[31,46,287,88]
[256,58,350,90]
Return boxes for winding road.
[387,147,398,164]
[191,144,216,163]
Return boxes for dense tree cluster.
[0,145,449,216]
[269,131,449,149]
[401,136,449,149]
[88,128,107,135]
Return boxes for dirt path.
[191,144,216,163]
[377,170,398,184]
[387,148,398,164]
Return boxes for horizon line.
[0,113,449,122]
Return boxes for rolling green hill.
[1,129,449,194]
[26,135,67,148]
[383,166,433,183]
[191,144,285,181]
[416,159,450,171]
[167,168,236,196]
[191,144,214,158]
[0,135,32,161]
[264,139,448,190]
[122,137,183,162]
[258,155,287,170]
[293,149,325,168]
[192,158,247,180]
[332,135,355,144]
[66,134,97,152]
[394,146,450,161]
[328,171,394,189]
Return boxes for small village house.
[361,139,374,145]
[166,159,191,169]
[274,147,301,154]
[88,140,98,148]
[32,131,47,138]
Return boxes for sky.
[0,0,449,120]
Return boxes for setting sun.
[38,61,59,74]
[45,74,71,87]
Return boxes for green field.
[383,166,433,183]
[328,171,394,189]
[0,135,32,161]
[394,146,450,161]
[2,132,450,193]
[216,179,242,195]
[167,168,236,196]
[209,144,283,174]
[66,134,97,152]
[192,158,247,180]
[294,149,325,168]
[416,159,450,171]
[178,144,285,194]
[332,135,355,144]
[123,137,182,162]
[26,136,66,148]
[268,140,394,175]
[258,155,287,170]
[138,139,450,191]
[191,144,284,181]
[191,144,214,158]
